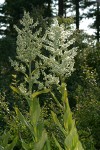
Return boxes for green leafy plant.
[14,97,50,150]
[51,83,84,150]
[0,12,84,150]
[0,131,18,150]
[42,18,84,149]
[9,11,51,150]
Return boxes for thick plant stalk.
[29,60,32,99]
[51,83,84,150]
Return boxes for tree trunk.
[47,0,52,17]
[75,0,80,29]
[96,1,100,42]
[58,0,64,17]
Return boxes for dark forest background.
[0,0,100,149]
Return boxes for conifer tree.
[70,0,85,29]
[0,0,53,37]
[84,0,100,42]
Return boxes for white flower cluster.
[11,13,77,91]
[42,71,60,88]
[9,58,26,74]
[15,11,43,63]
[43,18,77,82]
[9,12,44,96]
[18,83,28,95]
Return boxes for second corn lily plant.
[0,12,84,150]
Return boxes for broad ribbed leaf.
[30,98,41,126]
[1,132,10,147]
[51,111,66,135]
[21,138,30,150]
[74,141,84,150]
[15,107,34,135]
[45,139,51,150]
[52,134,62,150]
[34,130,48,150]
[64,126,76,149]
[50,92,63,109]
[63,107,73,133]
[5,137,18,150]
[10,85,20,94]
[0,145,4,150]
[32,89,50,99]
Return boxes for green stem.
[29,60,32,99]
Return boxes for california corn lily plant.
[10,11,50,101]
[0,12,84,150]
[42,18,84,149]
[9,11,50,106]
[9,12,50,149]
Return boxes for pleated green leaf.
[0,145,4,150]
[1,132,10,147]
[52,134,63,150]
[30,98,41,126]
[64,125,77,149]
[34,130,48,150]
[51,111,66,135]
[5,137,18,150]
[50,91,63,109]
[32,89,50,99]
[10,85,20,94]
[15,107,34,135]
[21,138,30,150]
